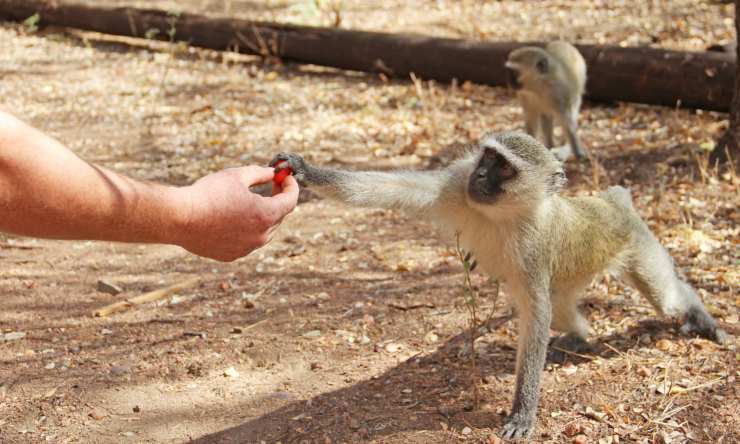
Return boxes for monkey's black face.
[467,148,519,205]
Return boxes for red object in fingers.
[273,160,293,186]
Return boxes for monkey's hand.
[501,413,535,440]
[269,153,309,183]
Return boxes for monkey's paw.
[269,153,308,181]
[551,145,574,162]
[500,414,535,440]
[552,145,589,162]
[680,307,729,344]
[547,333,592,363]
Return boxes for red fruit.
[273,160,293,186]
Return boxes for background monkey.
[506,41,588,161]
[270,132,727,439]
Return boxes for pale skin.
[0,110,299,262]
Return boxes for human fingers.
[238,165,275,187]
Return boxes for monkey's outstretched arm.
[270,153,460,213]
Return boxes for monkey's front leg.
[563,113,588,160]
[501,288,552,440]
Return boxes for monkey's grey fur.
[506,41,588,161]
[270,132,727,439]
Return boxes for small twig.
[92,277,200,317]
[243,318,270,332]
[0,242,41,250]
[681,376,726,393]
[482,314,512,332]
[602,341,628,358]
[551,346,596,361]
[388,302,435,311]
[235,29,264,55]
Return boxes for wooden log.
[0,0,734,111]
[711,0,740,166]
[92,277,200,317]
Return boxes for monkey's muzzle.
[505,66,522,90]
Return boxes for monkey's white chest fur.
[445,212,522,283]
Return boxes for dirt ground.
[0,1,738,443]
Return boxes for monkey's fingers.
[268,153,291,168]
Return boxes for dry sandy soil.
[0,1,738,443]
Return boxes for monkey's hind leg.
[624,233,728,344]
[561,111,588,160]
[540,114,555,148]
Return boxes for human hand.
[172,166,299,261]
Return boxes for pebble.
[223,367,240,378]
[1,331,26,341]
[303,330,322,338]
[110,365,130,376]
[88,408,106,420]
[636,365,651,377]
[655,338,674,352]
[584,406,607,422]
[424,331,439,344]
[573,435,588,444]
[384,342,401,353]
[461,426,472,435]
[97,280,123,295]
[563,422,582,437]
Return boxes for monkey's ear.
[536,57,548,73]
[548,168,567,192]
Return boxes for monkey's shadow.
[190,326,514,443]
[566,142,704,189]
[189,314,694,443]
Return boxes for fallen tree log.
[0,0,734,111]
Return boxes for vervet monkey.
[270,132,727,439]
[506,41,588,161]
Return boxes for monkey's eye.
[498,160,517,180]
[536,58,548,73]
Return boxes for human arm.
[0,110,298,261]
